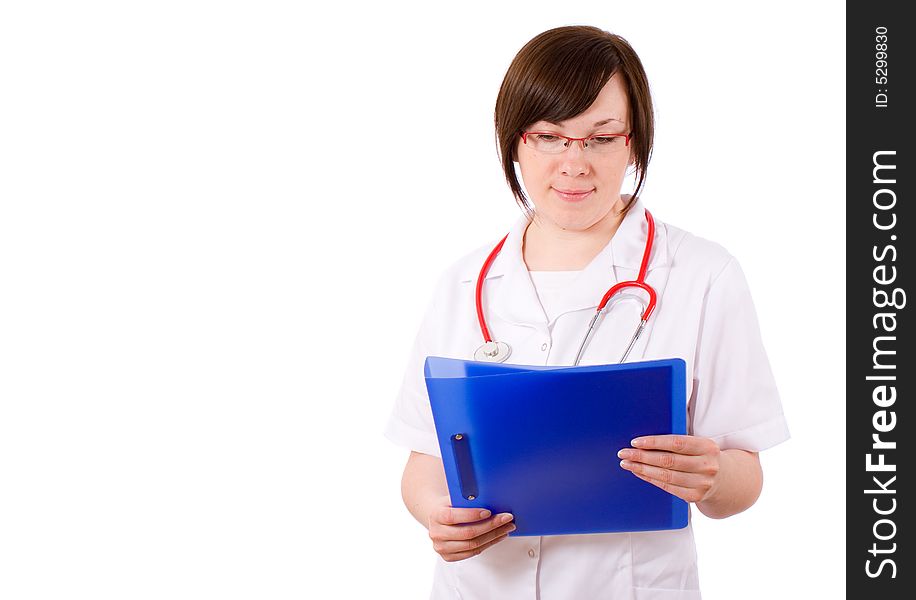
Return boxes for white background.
[0,1,844,598]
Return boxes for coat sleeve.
[689,257,790,451]
[383,272,447,458]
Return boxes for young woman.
[386,25,789,599]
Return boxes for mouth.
[552,187,595,202]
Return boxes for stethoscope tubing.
[476,209,657,365]
[476,234,509,345]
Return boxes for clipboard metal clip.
[451,434,479,501]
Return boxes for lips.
[553,187,594,202]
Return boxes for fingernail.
[501,513,514,524]
[631,438,644,447]
[617,449,632,459]
[479,510,491,519]
[620,460,632,469]
[508,524,517,532]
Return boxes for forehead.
[535,74,630,129]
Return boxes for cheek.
[599,161,631,185]
[517,158,550,188]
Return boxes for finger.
[434,520,518,556]
[630,471,710,504]
[435,506,494,526]
[619,459,715,490]
[630,435,718,456]
[443,529,513,562]
[431,512,515,542]
[617,449,718,475]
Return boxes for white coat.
[385,199,790,599]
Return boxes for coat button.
[540,343,548,351]
[528,548,536,558]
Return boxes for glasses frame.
[520,131,631,154]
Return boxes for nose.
[559,141,590,177]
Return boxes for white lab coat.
[385,199,790,600]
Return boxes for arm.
[618,435,763,520]
[619,258,785,519]
[696,448,762,519]
[401,451,450,528]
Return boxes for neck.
[523,202,627,271]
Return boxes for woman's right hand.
[426,495,516,562]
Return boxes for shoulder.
[433,238,507,287]
[417,237,507,314]
[661,219,737,284]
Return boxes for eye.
[534,134,561,142]
[589,135,622,145]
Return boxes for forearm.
[401,451,449,529]
[696,449,762,519]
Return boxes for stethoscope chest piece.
[474,340,511,363]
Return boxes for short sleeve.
[383,273,446,458]
[689,257,790,451]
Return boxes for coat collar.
[459,199,670,330]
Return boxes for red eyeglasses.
[521,131,631,155]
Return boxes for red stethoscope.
[473,209,657,366]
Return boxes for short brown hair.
[494,26,654,215]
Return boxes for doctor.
[385,25,789,599]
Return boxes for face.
[516,73,632,232]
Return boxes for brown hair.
[494,26,654,216]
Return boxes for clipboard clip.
[450,434,479,501]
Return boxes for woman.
[385,25,789,599]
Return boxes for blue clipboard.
[425,356,689,536]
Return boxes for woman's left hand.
[617,435,721,504]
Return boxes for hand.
[427,495,516,562]
[617,435,721,504]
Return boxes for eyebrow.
[592,118,624,128]
[544,117,625,128]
